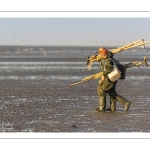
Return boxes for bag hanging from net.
[105,58,122,82]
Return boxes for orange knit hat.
[98,47,108,56]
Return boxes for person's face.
[98,48,102,54]
[98,48,108,58]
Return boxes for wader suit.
[96,52,131,112]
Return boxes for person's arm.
[103,58,113,77]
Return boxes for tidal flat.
[0,46,150,132]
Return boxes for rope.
[116,80,124,91]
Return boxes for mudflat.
[0,46,150,132]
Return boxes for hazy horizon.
[0,18,150,48]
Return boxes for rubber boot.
[106,97,116,111]
[95,95,106,112]
[110,97,116,111]
[114,94,131,112]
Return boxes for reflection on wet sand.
[0,46,150,132]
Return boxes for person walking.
[94,47,131,112]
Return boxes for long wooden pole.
[111,41,150,54]
[70,57,149,87]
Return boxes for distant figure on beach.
[91,47,131,112]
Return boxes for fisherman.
[92,47,131,112]
[91,48,116,111]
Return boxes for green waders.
[114,94,131,112]
[95,95,106,112]
[96,78,131,112]
[107,80,117,111]
[109,97,116,111]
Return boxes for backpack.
[111,58,126,79]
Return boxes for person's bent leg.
[114,94,131,112]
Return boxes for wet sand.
[0,46,150,132]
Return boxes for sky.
[1,18,150,47]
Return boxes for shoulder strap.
[110,58,117,66]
